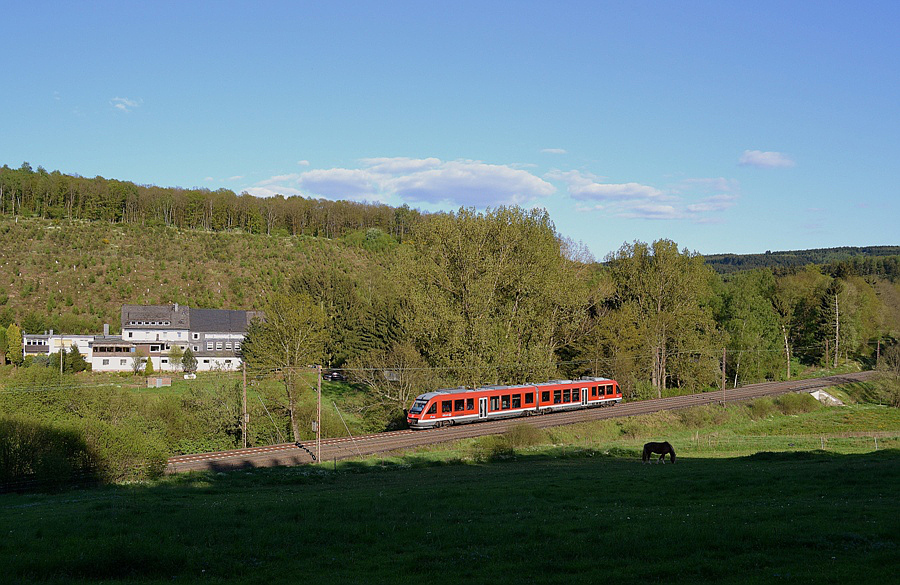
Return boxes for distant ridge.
[704,246,900,274]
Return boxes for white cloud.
[541,148,567,154]
[571,182,664,201]
[247,157,555,206]
[686,194,739,213]
[546,169,663,201]
[676,177,739,193]
[203,176,214,182]
[619,203,682,220]
[388,160,555,206]
[547,169,740,222]
[227,175,244,181]
[298,168,381,200]
[360,157,443,176]
[110,97,140,112]
[297,160,310,166]
[259,173,302,185]
[739,150,795,168]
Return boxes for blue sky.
[2,1,897,258]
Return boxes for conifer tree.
[5,323,22,366]
[182,347,198,374]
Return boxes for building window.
[193,345,199,352]
[120,359,127,366]
[177,332,182,338]
[225,342,232,350]
[102,359,109,365]
[215,342,223,350]
[207,342,214,351]
[192,333,199,340]
[128,332,133,338]
[162,359,168,364]
[150,345,161,352]
[234,341,241,351]
[203,359,209,364]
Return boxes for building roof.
[120,304,261,333]
[189,308,255,333]
[122,304,190,329]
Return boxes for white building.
[89,304,260,372]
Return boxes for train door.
[479,397,488,419]
[581,387,588,406]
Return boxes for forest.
[0,162,421,239]
[0,163,898,433]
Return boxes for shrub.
[0,417,99,488]
[747,398,778,420]
[774,392,822,415]
[503,423,547,448]
[471,435,514,462]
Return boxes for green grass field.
[1,450,896,584]
[2,390,899,585]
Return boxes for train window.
[542,391,550,402]
[525,393,534,404]
[427,403,437,414]
[501,395,510,409]
[553,390,561,404]
[512,395,521,408]
[454,399,465,411]
[563,389,571,402]
[606,385,613,396]
[442,401,452,413]
[591,386,597,397]
[490,396,499,410]
[466,398,474,410]
[573,388,580,401]
[410,399,428,414]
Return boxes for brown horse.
[642,441,676,464]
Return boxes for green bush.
[774,392,822,415]
[503,423,547,448]
[0,417,98,487]
[747,398,778,420]
[471,435,514,462]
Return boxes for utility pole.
[242,361,248,449]
[834,293,840,368]
[317,365,322,462]
[722,347,726,407]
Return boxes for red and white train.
[406,377,621,429]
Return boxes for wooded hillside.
[1,163,898,419]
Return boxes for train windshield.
[409,399,428,414]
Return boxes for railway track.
[166,371,875,473]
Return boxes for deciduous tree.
[241,292,325,442]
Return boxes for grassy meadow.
[1,389,899,585]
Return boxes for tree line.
[0,162,423,239]
[242,207,900,438]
